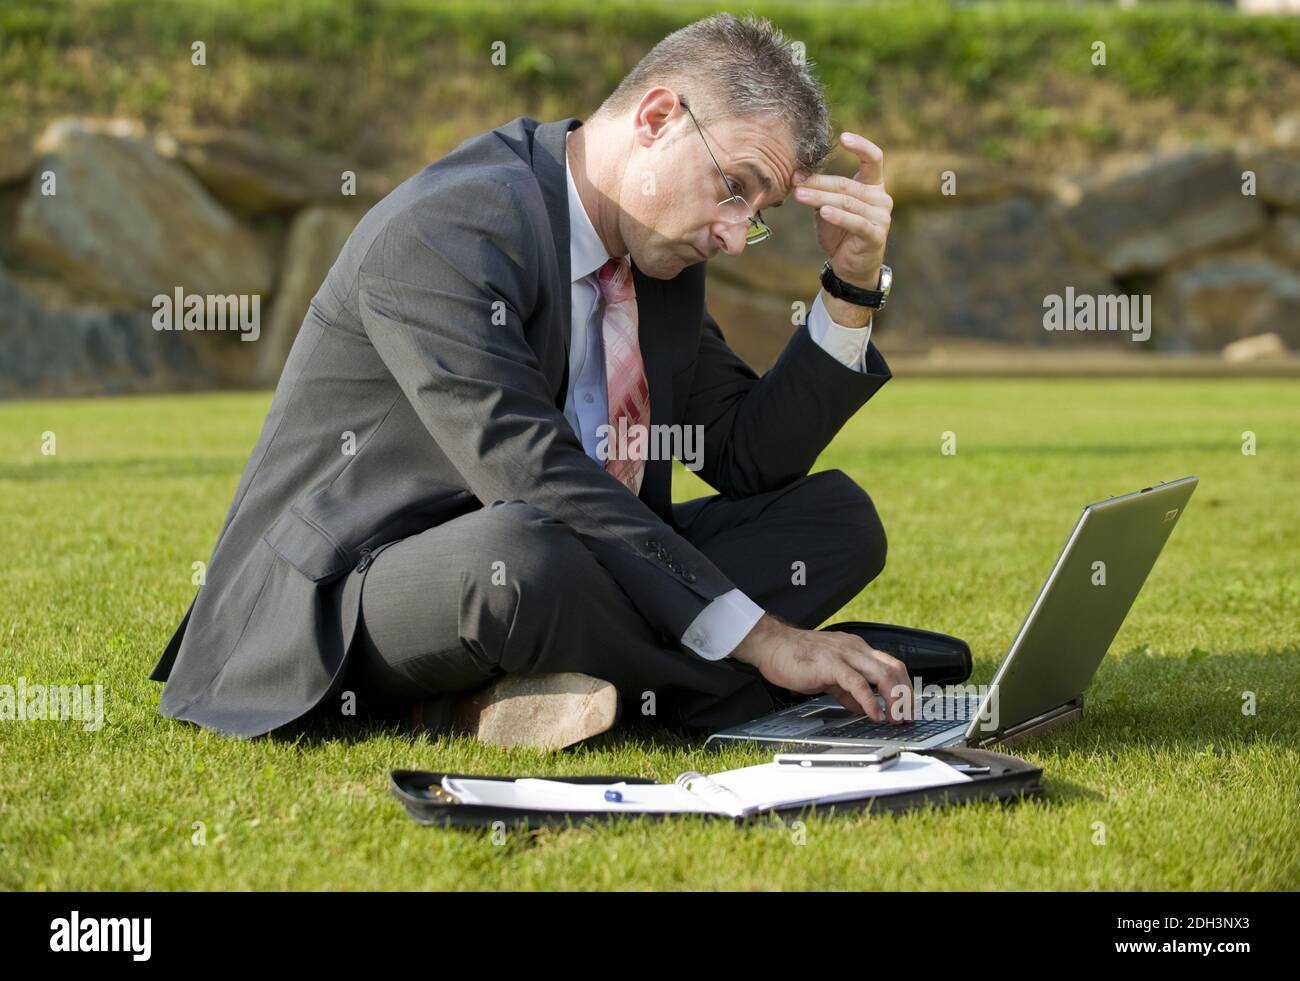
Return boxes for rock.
[1221,332,1286,362]
[0,183,25,258]
[886,150,1034,206]
[1239,146,1300,209]
[257,204,367,384]
[1055,148,1265,275]
[0,134,35,186]
[13,118,271,307]
[2,265,111,310]
[154,126,390,214]
[1271,213,1300,266]
[1156,251,1300,350]
[0,259,208,398]
[1276,111,1300,149]
[884,196,1119,345]
[701,274,810,371]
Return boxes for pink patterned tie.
[597,256,651,495]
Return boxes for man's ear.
[632,86,683,147]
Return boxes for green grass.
[2,378,1298,890]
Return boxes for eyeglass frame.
[679,97,773,246]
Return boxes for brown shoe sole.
[411,672,621,751]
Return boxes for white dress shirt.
[562,131,873,660]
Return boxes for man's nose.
[713,221,748,256]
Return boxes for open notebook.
[440,752,972,819]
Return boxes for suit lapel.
[531,117,583,401]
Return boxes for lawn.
[2,378,1297,890]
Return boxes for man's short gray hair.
[593,12,834,176]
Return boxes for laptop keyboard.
[828,716,962,740]
[741,694,979,742]
[827,695,979,740]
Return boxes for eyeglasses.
[680,98,773,246]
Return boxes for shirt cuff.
[807,290,872,372]
[681,588,765,660]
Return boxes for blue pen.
[604,789,623,803]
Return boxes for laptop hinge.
[973,696,1084,749]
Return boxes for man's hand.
[792,132,893,298]
[731,614,913,723]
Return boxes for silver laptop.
[706,477,1198,752]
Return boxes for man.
[148,13,913,749]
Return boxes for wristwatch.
[820,260,892,309]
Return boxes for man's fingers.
[868,644,913,700]
[790,181,894,224]
[834,665,883,721]
[825,684,859,714]
[839,132,884,186]
[820,633,889,720]
[874,647,914,720]
[796,176,892,208]
[784,632,907,723]
[841,643,912,723]
[813,205,882,244]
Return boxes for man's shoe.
[410,673,621,751]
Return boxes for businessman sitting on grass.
[149,13,913,749]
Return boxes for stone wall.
[0,118,381,398]
[712,136,1300,368]
[2,115,1297,398]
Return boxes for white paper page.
[442,754,971,815]
[704,752,972,813]
[441,776,714,813]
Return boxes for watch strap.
[820,260,887,308]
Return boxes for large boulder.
[1271,213,1300,266]
[701,274,810,371]
[1238,146,1300,210]
[884,196,1120,346]
[885,150,1037,207]
[0,260,207,398]
[257,204,367,384]
[1055,148,1266,275]
[0,136,36,258]
[13,118,271,307]
[1154,250,1300,350]
[1276,111,1300,149]
[153,126,392,215]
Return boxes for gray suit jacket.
[148,115,893,738]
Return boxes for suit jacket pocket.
[262,505,354,582]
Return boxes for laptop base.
[705,695,1084,753]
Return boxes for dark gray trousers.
[339,469,887,733]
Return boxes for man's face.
[618,104,799,280]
